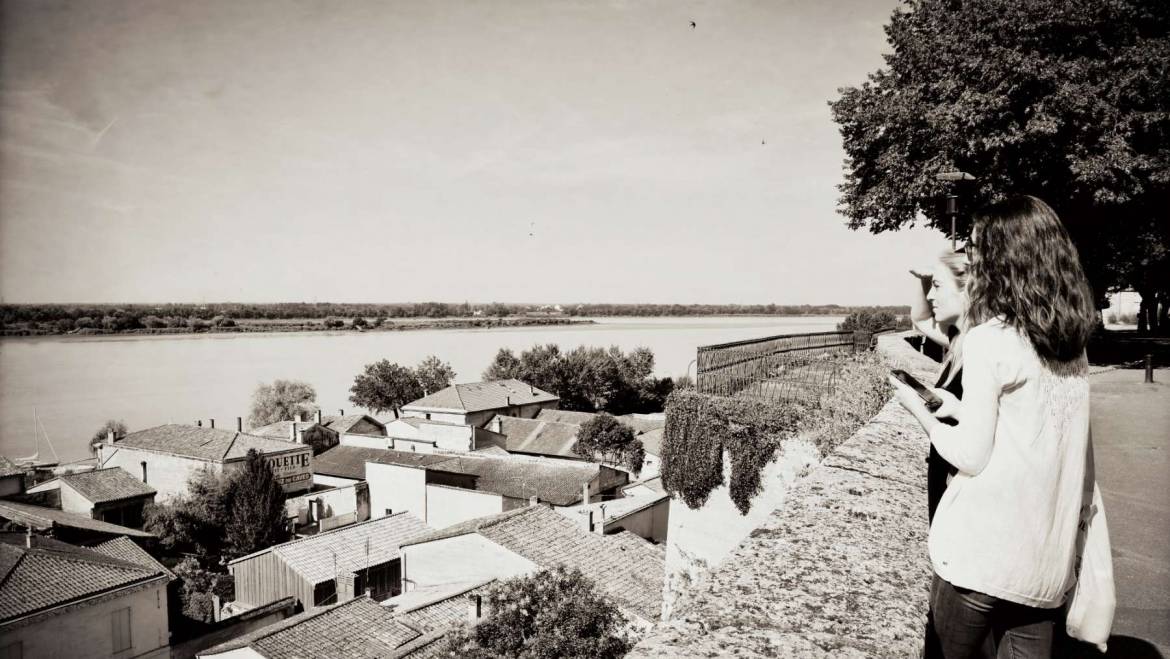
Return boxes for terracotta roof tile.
[404,380,557,413]
[112,424,309,462]
[492,416,582,459]
[320,415,386,436]
[314,446,399,480]
[90,536,174,579]
[60,467,156,504]
[426,454,600,506]
[386,579,494,634]
[0,500,154,539]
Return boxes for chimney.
[196,420,202,427]
[596,503,607,534]
[211,594,222,623]
[237,417,243,432]
[467,594,482,623]
[295,412,303,423]
[290,422,300,443]
[528,496,539,507]
[25,525,32,548]
[315,409,323,424]
[339,409,344,416]
[296,427,305,445]
[140,461,148,483]
[582,509,594,533]
[106,430,116,445]
[582,483,590,506]
[209,418,215,429]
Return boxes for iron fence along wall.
[695,328,892,403]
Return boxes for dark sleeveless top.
[927,362,962,526]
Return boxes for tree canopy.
[89,419,128,455]
[574,414,645,475]
[348,360,424,417]
[224,449,289,559]
[830,0,1169,329]
[483,344,673,414]
[248,379,319,429]
[441,566,631,659]
[415,355,456,395]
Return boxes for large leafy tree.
[442,566,632,659]
[415,355,456,395]
[348,360,424,417]
[830,0,1170,332]
[224,449,289,560]
[89,419,128,455]
[247,379,319,429]
[574,413,645,475]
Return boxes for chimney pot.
[528,496,539,507]
[209,418,215,429]
[582,509,594,533]
[197,420,202,427]
[339,409,344,416]
[141,461,147,484]
[237,417,243,432]
[290,422,298,443]
[467,594,482,623]
[315,409,323,424]
[582,483,590,506]
[26,525,32,548]
[106,430,116,445]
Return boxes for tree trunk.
[1138,289,1153,334]
[1158,291,1170,336]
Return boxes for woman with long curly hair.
[891,195,1105,658]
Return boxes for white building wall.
[99,446,223,501]
[385,419,421,440]
[603,500,670,544]
[417,424,474,452]
[366,462,427,519]
[401,534,536,591]
[339,434,390,450]
[58,481,94,517]
[0,581,169,659]
[424,485,504,528]
[389,438,437,454]
[312,473,360,488]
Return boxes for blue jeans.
[929,574,1058,659]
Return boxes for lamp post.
[935,170,976,250]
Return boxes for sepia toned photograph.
[1,1,1167,657]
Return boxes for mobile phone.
[891,369,943,411]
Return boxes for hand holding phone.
[891,369,943,411]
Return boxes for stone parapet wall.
[630,333,940,657]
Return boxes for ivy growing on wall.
[661,352,891,515]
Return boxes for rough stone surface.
[630,334,940,658]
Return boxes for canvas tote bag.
[1065,433,1115,652]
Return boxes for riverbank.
[0,316,593,339]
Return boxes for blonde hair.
[938,248,970,387]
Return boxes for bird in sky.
[690,21,696,29]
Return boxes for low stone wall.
[630,333,940,657]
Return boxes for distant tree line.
[0,302,911,335]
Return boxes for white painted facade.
[424,484,504,529]
[366,462,427,519]
[338,433,390,450]
[312,473,359,488]
[401,533,536,592]
[97,444,312,501]
[0,580,169,659]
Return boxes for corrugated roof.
[313,446,399,480]
[0,500,154,539]
[426,454,599,506]
[405,506,664,622]
[493,416,582,459]
[59,467,156,504]
[0,539,167,623]
[404,380,558,413]
[112,424,309,462]
[231,513,429,585]
[321,415,386,436]
[202,596,419,659]
[90,536,174,579]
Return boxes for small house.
[400,380,559,429]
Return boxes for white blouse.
[928,318,1091,608]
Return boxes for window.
[0,641,23,659]
[111,607,131,653]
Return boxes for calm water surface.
[0,316,843,463]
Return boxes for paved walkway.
[1079,368,1170,658]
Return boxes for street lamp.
[935,170,976,250]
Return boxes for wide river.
[0,315,843,464]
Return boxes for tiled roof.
[0,539,166,623]
[231,513,429,585]
[384,579,494,634]
[394,418,465,429]
[321,414,385,435]
[313,446,398,480]
[202,596,419,659]
[426,454,599,506]
[616,414,667,435]
[91,536,175,579]
[534,409,598,425]
[562,492,671,525]
[405,506,664,622]
[403,380,558,413]
[111,424,309,462]
[0,500,154,539]
[250,421,337,440]
[0,456,24,479]
[493,416,582,459]
[369,450,455,469]
[59,467,156,504]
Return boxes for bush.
[141,315,166,329]
[804,351,891,457]
[172,558,235,623]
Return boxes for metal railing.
[695,327,894,403]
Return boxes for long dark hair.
[967,196,1095,363]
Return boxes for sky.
[0,0,947,306]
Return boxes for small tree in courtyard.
[441,566,631,659]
